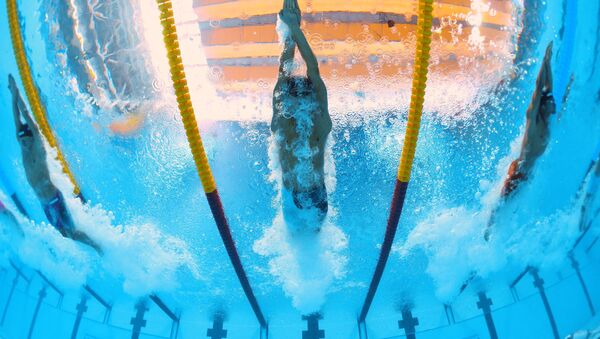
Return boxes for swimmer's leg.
[305,185,329,232]
[579,200,589,232]
[45,192,102,254]
[314,194,328,232]
[58,207,103,254]
[484,208,497,241]
[70,230,103,255]
[459,271,478,294]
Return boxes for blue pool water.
[0,0,599,338]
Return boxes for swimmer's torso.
[19,134,56,202]
[272,92,330,192]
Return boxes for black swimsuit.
[43,191,72,234]
[292,183,328,217]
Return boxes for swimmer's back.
[272,93,331,192]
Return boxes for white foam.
[255,130,346,313]
[399,198,581,302]
[0,191,24,268]
[0,190,91,289]
[397,105,587,301]
[398,206,503,301]
[67,199,201,297]
[276,16,292,46]
[253,210,347,313]
[18,221,92,289]
[9,146,201,296]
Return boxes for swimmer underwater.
[9,74,102,253]
[485,43,556,240]
[271,0,332,231]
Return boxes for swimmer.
[578,148,600,232]
[501,42,555,197]
[8,74,102,253]
[271,0,332,230]
[485,43,555,240]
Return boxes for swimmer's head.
[539,91,556,123]
[285,76,313,98]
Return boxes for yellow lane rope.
[397,0,434,182]
[359,0,435,323]
[7,0,82,196]
[156,0,217,193]
[155,2,268,327]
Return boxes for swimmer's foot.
[71,230,103,255]
[484,227,491,242]
[484,211,496,241]
[459,271,478,294]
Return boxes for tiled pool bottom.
[0,233,598,339]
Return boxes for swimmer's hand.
[279,8,300,27]
[8,74,18,94]
[283,0,300,11]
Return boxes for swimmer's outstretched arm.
[283,12,328,107]
[526,42,554,121]
[277,25,296,78]
[10,80,37,136]
[11,87,25,136]
[541,42,554,93]
[277,0,298,78]
[9,77,26,135]
[288,24,322,86]
[17,93,37,133]
[273,3,298,132]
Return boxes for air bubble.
[151,78,164,92]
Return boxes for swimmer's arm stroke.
[271,93,280,133]
[288,22,331,131]
[527,43,554,121]
[279,2,326,101]
[273,0,300,133]
[272,34,295,133]
[277,37,296,79]
[272,25,296,133]
[10,85,27,136]
[277,0,297,79]
[289,25,326,100]
[11,83,37,134]
[17,92,36,131]
[526,69,544,121]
